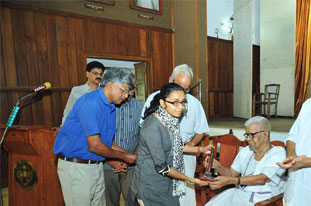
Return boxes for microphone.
[31,82,52,92]
[5,82,52,129]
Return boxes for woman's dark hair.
[143,83,185,119]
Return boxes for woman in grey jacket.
[126,83,212,206]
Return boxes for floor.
[1,117,295,206]
[207,116,295,142]
[208,116,295,133]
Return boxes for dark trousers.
[104,168,134,206]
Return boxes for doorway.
[86,56,149,104]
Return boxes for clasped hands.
[107,160,130,173]
[108,153,137,173]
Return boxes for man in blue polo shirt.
[103,72,143,206]
[53,68,136,206]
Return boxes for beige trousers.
[57,158,106,206]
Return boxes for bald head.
[169,64,193,92]
[245,116,271,135]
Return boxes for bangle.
[196,147,200,157]
[237,177,240,186]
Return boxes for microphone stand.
[0,91,44,206]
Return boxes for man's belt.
[58,155,101,164]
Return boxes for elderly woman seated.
[204,116,286,206]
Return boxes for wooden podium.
[0,125,64,206]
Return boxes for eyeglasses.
[116,85,130,95]
[164,99,187,107]
[90,72,103,76]
[243,131,264,139]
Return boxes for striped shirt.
[103,97,143,170]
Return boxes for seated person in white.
[204,116,286,206]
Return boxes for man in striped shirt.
[103,72,143,206]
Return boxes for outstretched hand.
[201,144,215,154]
[277,155,311,169]
[192,178,209,187]
[208,176,230,190]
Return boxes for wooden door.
[134,62,147,104]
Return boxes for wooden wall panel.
[207,37,233,118]
[0,3,173,127]
[207,37,260,118]
[24,11,42,125]
[253,45,260,93]
[1,7,22,125]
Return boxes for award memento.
[200,148,216,182]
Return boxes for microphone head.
[44,82,52,89]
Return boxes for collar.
[96,88,115,112]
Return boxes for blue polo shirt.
[53,88,116,161]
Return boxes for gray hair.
[126,70,135,79]
[244,116,271,132]
[171,64,193,80]
[100,68,134,88]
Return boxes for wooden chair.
[253,84,280,119]
[199,134,247,205]
[254,193,283,206]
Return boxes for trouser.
[104,168,134,206]
[57,158,106,206]
[179,154,196,206]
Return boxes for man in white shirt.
[140,64,209,206]
[277,98,311,206]
[206,116,286,206]
[61,61,104,125]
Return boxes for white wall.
[206,0,233,40]
[260,0,296,117]
[87,58,140,68]
[233,0,254,118]
[206,0,260,45]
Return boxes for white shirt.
[206,146,286,206]
[61,82,92,125]
[232,146,286,197]
[284,98,311,205]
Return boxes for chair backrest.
[264,84,280,101]
[212,134,247,169]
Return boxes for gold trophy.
[200,148,215,182]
